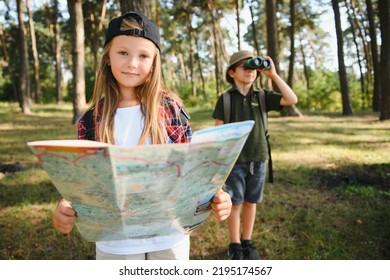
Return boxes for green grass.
[0,102,389,259]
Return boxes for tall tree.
[266,0,301,116]
[266,0,280,74]
[248,1,260,54]
[119,0,152,17]
[184,0,196,96]
[366,0,381,111]
[53,0,63,104]
[16,0,31,114]
[26,0,40,104]
[344,0,366,109]
[298,34,310,90]
[349,0,371,109]
[332,0,353,115]
[85,1,107,75]
[68,0,86,123]
[287,0,295,87]
[207,0,221,96]
[378,0,390,120]
[235,0,242,51]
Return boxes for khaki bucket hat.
[225,50,255,84]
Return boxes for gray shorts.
[224,161,266,205]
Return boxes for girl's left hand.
[210,190,232,221]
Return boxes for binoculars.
[244,57,271,70]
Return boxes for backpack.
[222,89,273,183]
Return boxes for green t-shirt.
[212,87,282,163]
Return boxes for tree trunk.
[344,0,366,110]
[249,2,263,88]
[120,0,151,17]
[287,0,295,88]
[185,1,196,97]
[53,0,63,104]
[168,49,178,89]
[266,0,301,117]
[299,34,310,90]
[68,0,86,124]
[178,53,187,87]
[249,4,260,55]
[235,0,241,51]
[266,0,280,74]
[194,33,206,97]
[26,0,40,104]
[91,1,107,76]
[378,0,390,120]
[332,0,354,115]
[366,0,382,111]
[349,0,371,109]
[16,0,31,114]
[207,0,221,96]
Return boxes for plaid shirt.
[78,95,192,144]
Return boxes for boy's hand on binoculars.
[258,56,277,77]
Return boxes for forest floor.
[0,103,389,260]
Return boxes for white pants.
[95,235,190,260]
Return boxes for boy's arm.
[269,74,298,106]
[258,56,298,106]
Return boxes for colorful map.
[28,121,254,242]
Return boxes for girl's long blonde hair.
[90,15,170,145]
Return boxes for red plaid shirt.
[78,95,192,144]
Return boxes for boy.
[212,50,297,260]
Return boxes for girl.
[53,11,232,260]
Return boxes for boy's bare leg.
[228,204,242,243]
[242,202,256,240]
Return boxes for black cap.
[104,11,160,51]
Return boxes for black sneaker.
[227,243,243,260]
[241,240,260,260]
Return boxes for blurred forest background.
[1,0,390,261]
[0,0,389,121]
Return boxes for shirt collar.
[228,85,255,97]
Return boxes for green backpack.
[222,89,273,183]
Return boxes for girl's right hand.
[53,198,77,234]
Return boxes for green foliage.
[348,73,373,111]
[85,64,96,103]
[291,67,375,113]
[176,80,220,109]
[293,70,342,112]
[38,67,57,103]
[0,77,15,101]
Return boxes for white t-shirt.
[96,105,186,255]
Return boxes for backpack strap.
[222,92,231,124]
[257,89,268,133]
[257,89,273,183]
[179,106,190,126]
[83,109,95,141]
